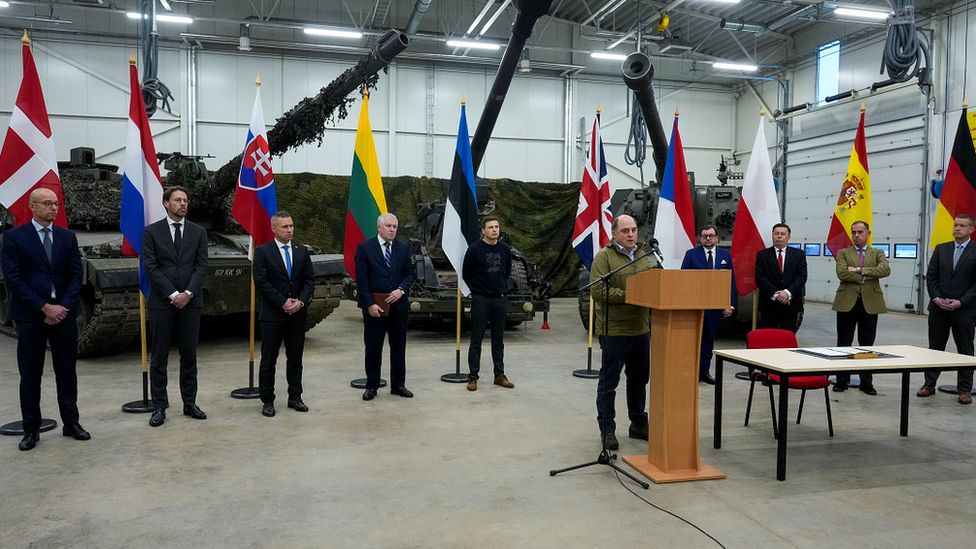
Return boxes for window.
[816,40,840,104]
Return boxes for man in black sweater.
[462,216,514,391]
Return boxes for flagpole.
[573,295,600,378]
[122,293,154,413]
[441,286,468,382]
[232,236,261,398]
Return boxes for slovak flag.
[652,114,696,268]
[572,111,612,270]
[232,83,277,249]
[120,59,166,296]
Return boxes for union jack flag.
[571,112,612,270]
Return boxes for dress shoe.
[629,422,649,440]
[62,423,91,440]
[183,405,207,420]
[287,399,309,412]
[262,402,276,417]
[362,388,377,401]
[18,431,39,451]
[149,409,166,427]
[960,391,973,405]
[494,374,515,389]
[699,374,716,385]
[859,385,878,396]
[917,385,937,397]
[601,432,619,450]
[466,378,478,391]
[832,383,848,392]
[391,386,414,398]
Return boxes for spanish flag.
[826,110,872,257]
[343,94,388,280]
[930,108,976,249]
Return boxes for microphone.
[648,238,665,265]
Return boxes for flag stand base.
[573,368,600,379]
[122,400,154,413]
[351,378,387,389]
[441,372,468,383]
[0,419,57,436]
[230,387,261,399]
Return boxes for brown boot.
[466,378,477,392]
[960,391,973,405]
[494,374,514,389]
[917,385,937,397]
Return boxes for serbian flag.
[572,111,612,270]
[0,33,66,227]
[652,114,695,269]
[442,102,480,296]
[930,108,976,249]
[826,110,872,256]
[343,94,388,281]
[731,117,781,296]
[232,83,277,250]
[120,59,166,296]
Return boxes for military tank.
[0,147,345,357]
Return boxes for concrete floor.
[1,298,974,548]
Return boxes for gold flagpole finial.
[255,74,262,87]
[859,102,866,113]
[129,53,136,65]
[964,99,970,109]
[360,84,369,99]
[21,30,30,46]
[674,106,680,117]
[596,104,602,114]
[760,108,767,117]
[461,97,466,105]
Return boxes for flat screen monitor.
[873,243,890,257]
[787,243,802,249]
[894,243,918,259]
[804,243,821,256]
[823,245,833,257]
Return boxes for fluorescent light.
[706,0,741,3]
[158,0,172,11]
[0,1,10,8]
[591,52,627,61]
[303,27,363,39]
[479,0,512,36]
[834,7,891,20]
[447,39,500,51]
[126,12,143,19]
[156,14,192,24]
[466,1,495,36]
[713,62,758,71]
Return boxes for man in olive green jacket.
[591,215,659,450]
[831,221,891,394]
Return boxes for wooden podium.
[622,269,730,483]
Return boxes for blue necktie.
[41,227,52,262]
[384,241,392,268]
[283,245,292,277]
[953,244,964,270]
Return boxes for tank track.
[304,279,344,331]
[77,288,143,358]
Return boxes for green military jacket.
[590,241,658,336]
[831,246,891,315]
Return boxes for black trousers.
[363,308,407,390]
[758,302,800,332]
[16,319,79,433]
[149,305,202,410]
[925,307,975,392]
[595,334,649,434]
[259,315,306,403]
[835,296,878,387]
[467,294,507,379]
[699,310,721,377]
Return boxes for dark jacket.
[462,239,512,297]
[680,245,737,308]
[253,240,315,321]
[1,222,83,322]
[354,237,415,312]
[755,246,807,313]
[926,240,976,315]
[142,217,208,309]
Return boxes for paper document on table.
[800,347,857,357]
[827,347,870,355]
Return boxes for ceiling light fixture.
[447,39,501,51]
[479,0,512,36]
[713,61,758,71]
[127,12,193,24]
[706,0,741,3]
[833,7,891,20]
[0,1,10,7]
[158,0,172,11]
[466,0,496,36]
[591,52,627,61]
[303,27,363,39]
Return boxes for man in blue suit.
[1,187,89,451]
[354,213,415,401]
[681,224,736,384]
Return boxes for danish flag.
[0,33,67,227]
[572,112,612,270]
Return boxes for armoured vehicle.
[0,147,345,357]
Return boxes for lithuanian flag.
[931,107,976,249]
[343,94,388,280]
[826,110,872,257]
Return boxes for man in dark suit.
[253,211,315,417]
[681,224,736,384]
[354,213,415,401]
[142,186,209,426]
[755,223,807,332]
[1,188,89,451]
[918,214,976,405]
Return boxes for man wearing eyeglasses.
[1,187,88,451]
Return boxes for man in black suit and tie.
[755,223,807,332]
[354,213,415,401]
[1,188,89,451]
[142,186,209,427]
[918,214,976,405]
[253,211,315,417]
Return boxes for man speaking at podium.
[591,214,657,450]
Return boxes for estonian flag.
[442,103,480,296]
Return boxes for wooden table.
[712,345,976,480]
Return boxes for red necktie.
[777,249,784,274]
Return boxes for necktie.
[953,244,964,269]
[41,227,52,262]
[173,222,182,252]
[777,249,784,274]
[283,245,292,277]
[707,249,714,269]
[857,248,865,267]
[384,241,392,268]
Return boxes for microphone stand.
[551,246,658,489]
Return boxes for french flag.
[652,114,695,268]
[232,83,276,250]
[120,59,165,296]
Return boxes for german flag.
[342,94,388,280]
[930,108,976,249]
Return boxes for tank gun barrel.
[622,51,669,185]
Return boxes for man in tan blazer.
[832,221,891,394]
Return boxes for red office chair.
[744,329,834,439]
